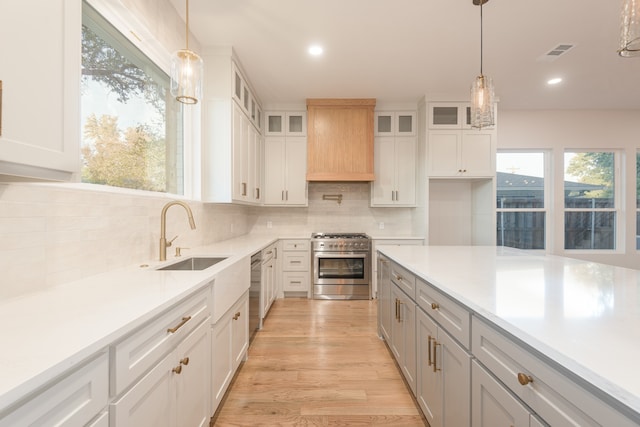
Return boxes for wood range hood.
[306,98,376,181]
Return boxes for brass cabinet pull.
[394,299,398,320]
[180,357,190,366]
[433,341,441,373]
[233,311,241,320]
[172,365,182,374]
[431,302,439,310]
[397,301,403,322]
[427,335,433,367]
[517,373,533,386]
[167,316,191,334]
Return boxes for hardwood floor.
[211,298,427,426]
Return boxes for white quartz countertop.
[376,245,640,419]
[0,233,282,413]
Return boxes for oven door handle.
[313,252,368,259]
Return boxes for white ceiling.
[172,0,640,109]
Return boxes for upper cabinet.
[374,112,416,136]
[427,102,497,178]
[306,98,376,181]
[0,0,81,181]
[265,112,307,137]
[202,50,263,204]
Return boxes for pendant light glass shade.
[170,49,203,104]
[470,75,495,129]
[470,0,495,129]
[170,0,203,104]
[619,0,640,57]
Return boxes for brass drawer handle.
[431,302,439,310]
[167,316,191,334]
[433,340,441,373]
[517,373,533,386]
[427,335,433,367]
[180,357,190,366]
[172,365,182,375]
[233,311,241,320]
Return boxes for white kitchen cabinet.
[111,318,211,427]
[212,290,249,412]
[377,254,392,342]
[472,317,637,427]
[390,282,417,395]
[261,242,277,321]
[417,307,471,427]
[428,102,472,129]
[0,352,108,427]
[265,111,307,136]
[472,360,531,427]
[280,239,310,296]
[0,0,80,180]
[427,130,495,178]
[374,111,416,136]
[264,136,308,206]
[371,136,416,206]
[203,50,262,204]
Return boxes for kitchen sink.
[157,257,227,271]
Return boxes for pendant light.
[470,0,495,129]
[170,0,203,104]
[619,0,640,57]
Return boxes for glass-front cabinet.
[265,111,307,136]
[375,112,416,136]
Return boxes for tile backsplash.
[0,183,250,299]
[0,181,419,299]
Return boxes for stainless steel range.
[311,232,371,300]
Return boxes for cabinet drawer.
[390,262,416,299]
[281,239,309,251]
[472,317,637,427]
[416,278,470,349]
[283,272,310,291]
[0,352,109,427]
[112,287,211,395]
[282,252,310,271]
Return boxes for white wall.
[499,109,640,269]
[0,183,251,299]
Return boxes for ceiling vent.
[537,44,575,62]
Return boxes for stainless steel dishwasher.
[249,251,261,343]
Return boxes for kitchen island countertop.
[376,244,640,420]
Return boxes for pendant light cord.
[480,0,484,75]
[185,0,190,51]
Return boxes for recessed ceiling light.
[547,77,563,85]
[308,45,323,56]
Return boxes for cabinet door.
[231,294,249,369]
[265,112,285,136]
[439,327,471,427]
[175,320,212,427]
[417,308,440,427]
[374,112,395,136]
[284,137,308,205]
[460,131,494,177]
[377,256,392,341]
[394,137,416,205]
[248,125,262,203]
[429,103,465,129]
[472,360,530,427]
[264,137,286,204]
[211,315,233,408]
[390,284,416,394]
[371,137,396,205]
[428,131,460,177]
[286,112,307,136]
[111,354,175,427]
[232,103,249,201]
[0,0,80,180]
[396,112,416,136]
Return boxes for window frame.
[562,149,622,253]
[496,150,550,251]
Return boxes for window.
[81,2,183,194]
[496,152,546,249]
[564,151,616,250]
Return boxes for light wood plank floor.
[211,298,427,426]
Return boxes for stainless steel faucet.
[159,200,196,261]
